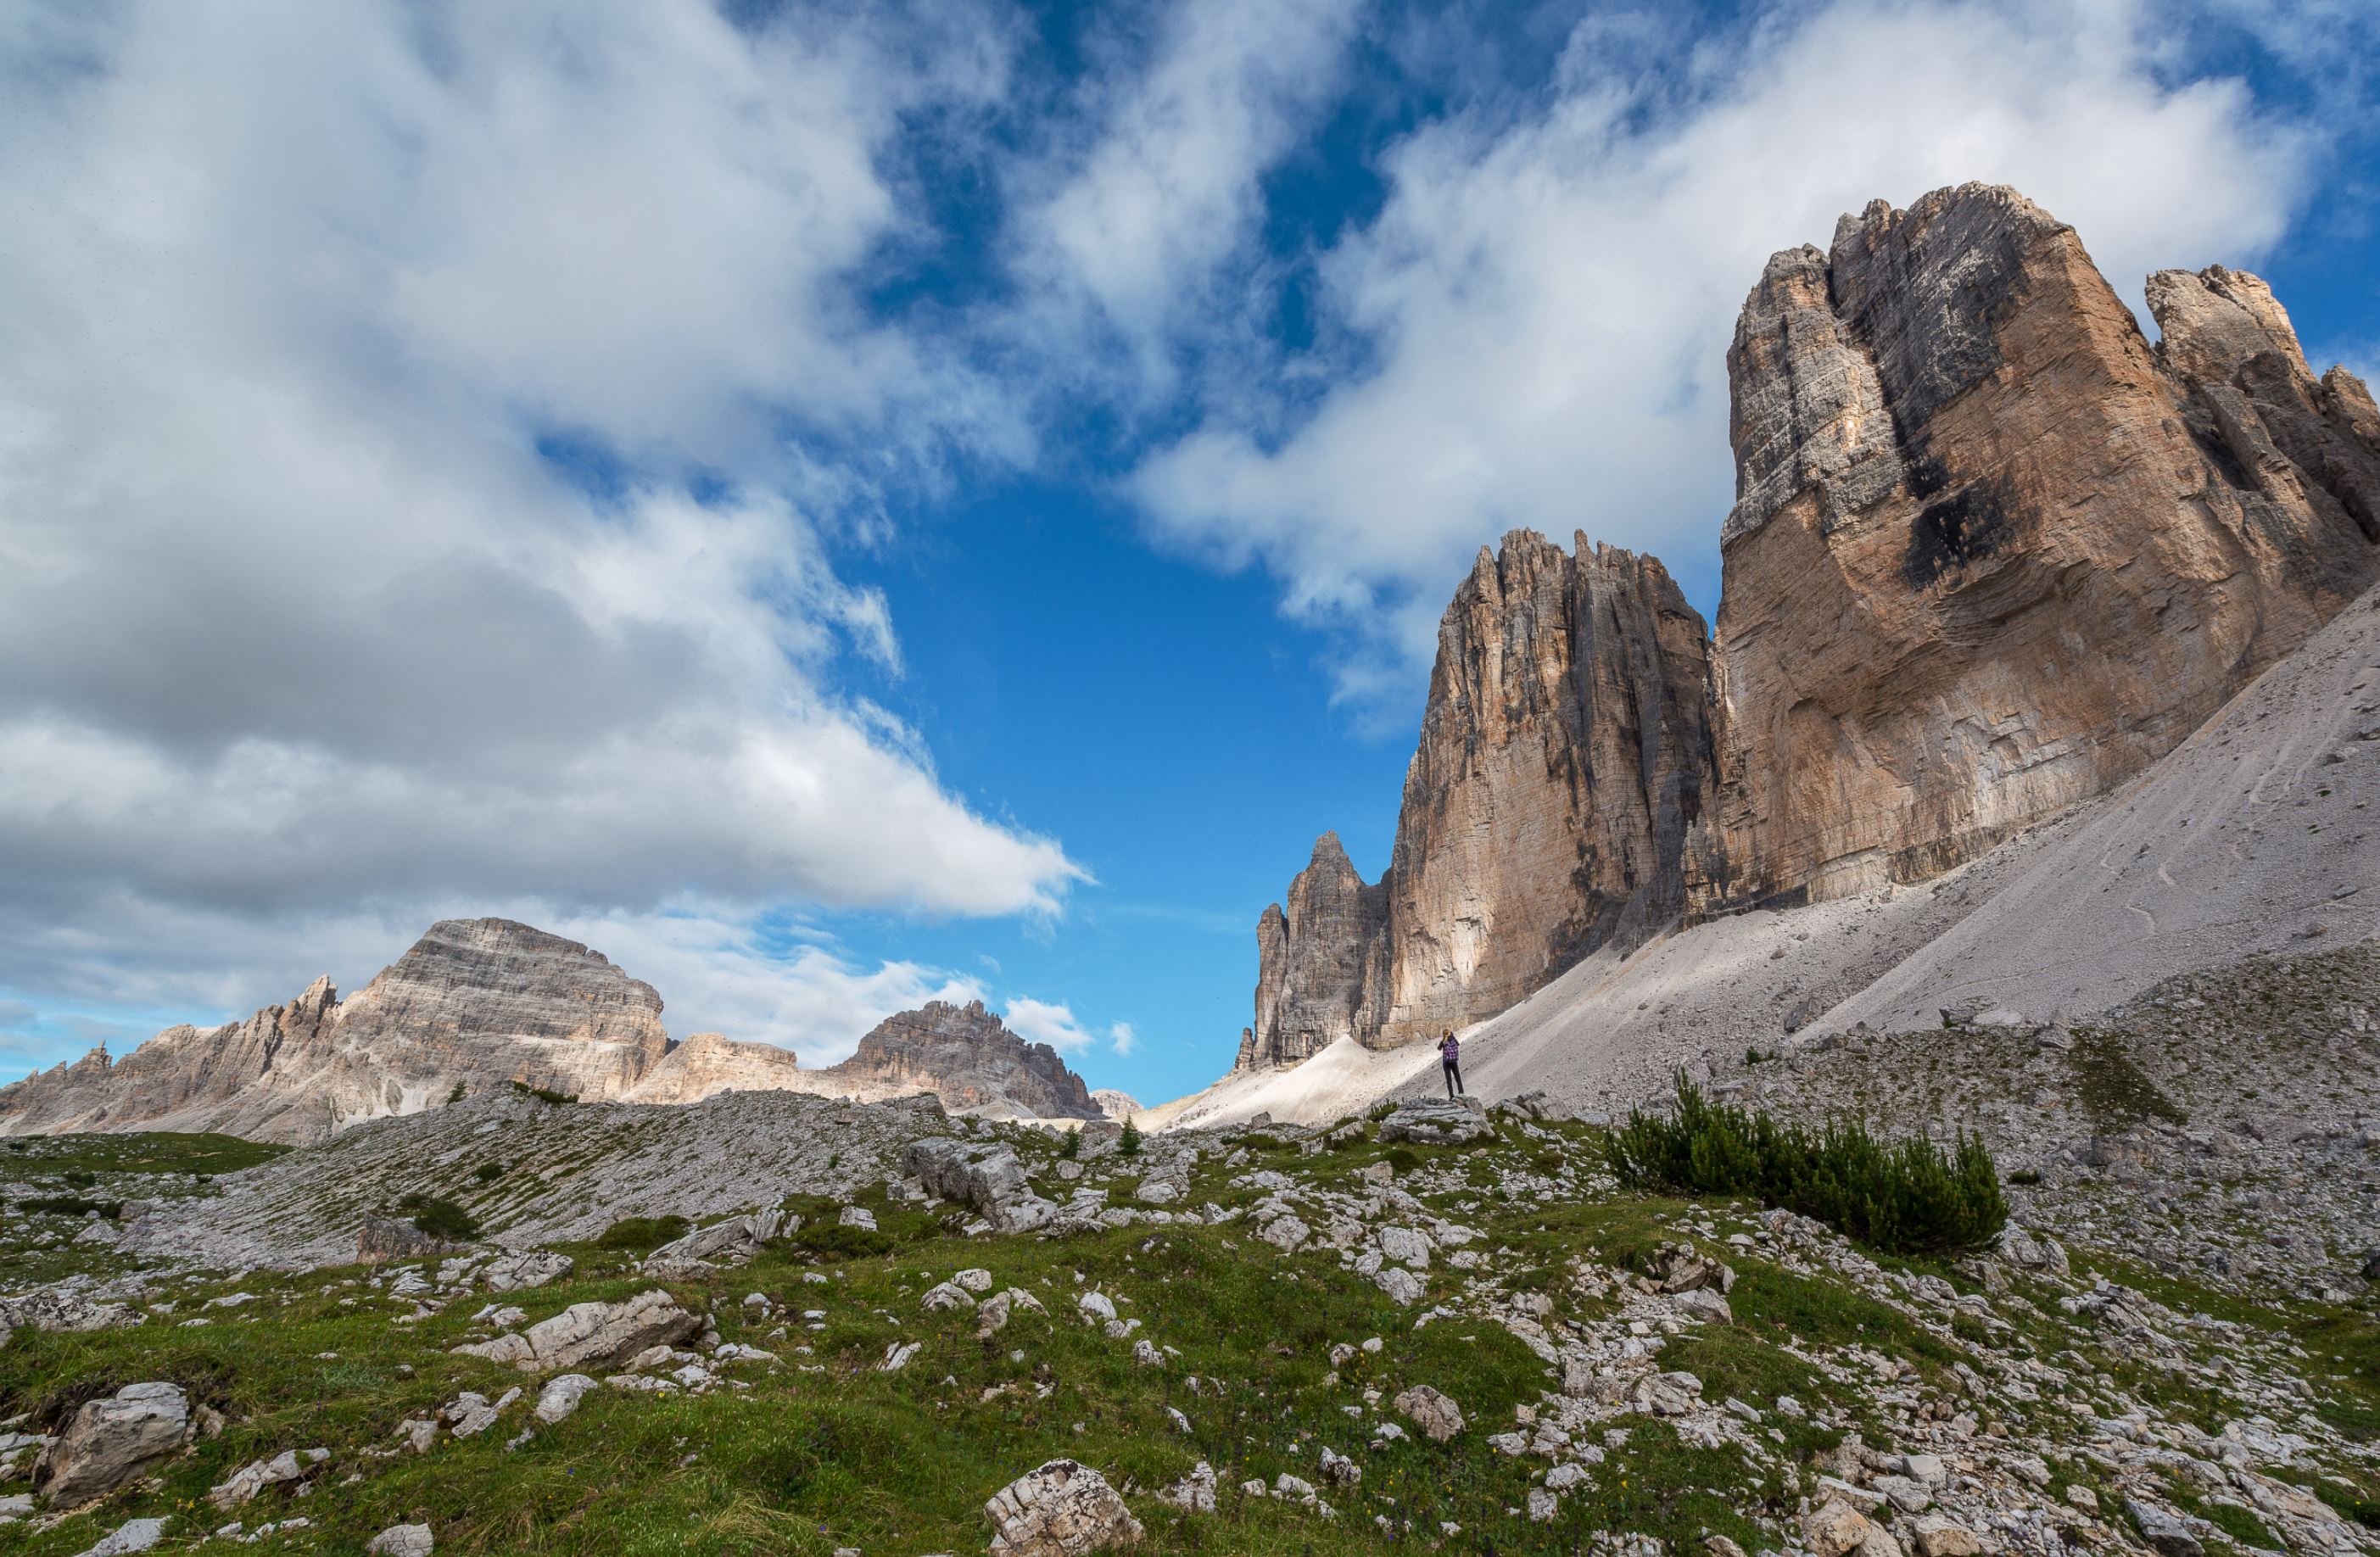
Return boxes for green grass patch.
[595,1215,690,1252]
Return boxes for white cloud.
[1109,1021,1138,1057]
[0,0,1081,1045]
[1003,996,1098,1053]
[1131,0,2314,705]
[1011,0,1363,377]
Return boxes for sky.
[1,0,2376,1108]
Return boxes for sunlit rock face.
[1244,533,1716,1064]
[1684,183,2380,916]
[1241,183,2380,1063]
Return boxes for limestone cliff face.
[1243,533,1715,1065]
[1239,183,2380,1067]
[1243,833,1388,1069]
[1685,184,2380,914]
[810,1001,1101,1120]
[626,1031,805,1106]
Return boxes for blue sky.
[1,0,2375,1107]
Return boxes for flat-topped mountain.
[1234,181,2380,1074]
[0,922,1099,1139]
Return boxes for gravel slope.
[1158,582,2380,1128]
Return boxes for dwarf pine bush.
[1606,1074,2006,1255]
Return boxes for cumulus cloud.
[1003,996,1098,1053]
[0,0,1079,1058]
[1010,0,1364,380]
[1109,1021,1139,1057]
[1131,0,2315,705]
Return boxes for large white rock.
[984,1459,1145,1555]
[33,1382,192,1510]
[1393,1385,1464,1442]
[453,1289,699,1374]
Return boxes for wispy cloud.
[1130,0,2319,709]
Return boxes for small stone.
[365,1524,435,1556]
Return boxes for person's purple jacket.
[1439,1035,1460,1064]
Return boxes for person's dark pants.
[1443,1058,1463,1097]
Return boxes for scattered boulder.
[1394,1385,1464,1442]
[1993,1225,2070,1275]
[0,1290,141,1335]
[453,1289,700,1373]
[208,1446,329,1509]
[1377,1225,1431,1269]
[2126,1498,2205,1557]
[530,1381,595,1428]
[366,1525,435,1557]
[479,1251,573,1292]
[358,1215,450,1265]
[906,1139,1058,1234]
[1805,1498,1874,1557]
[33,1381,193,1510]
[1377,1099,1490,1146]
[1673,1287,1733,1323]
[983,1458,1144,1555]
[645,1210,788,1274]
[1374,1267,1426,1305]
[1154,1460,1216,1514]
[1908,1515,1985,1557]
[67,1516,169,1557]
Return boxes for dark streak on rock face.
[1903,475,2020,589]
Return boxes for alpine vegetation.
[1606,1075,2008,1255]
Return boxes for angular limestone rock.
[454,1289,698,1374]
[983,1459,1144,1555]
[33,1382,193,1510]
[1393,1385,1464,1442]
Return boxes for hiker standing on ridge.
[1439,1029,1464,1099]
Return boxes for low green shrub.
[62,1169,96,1188]
[22,1195,120,1219]
[404,1196,480,1241]
[1058,1130,1080,1161]
[508,1080,577,1106]
[794,1222,895,1261]
[472,1161,506,1184]
[1383,1146,1421,1174]
[2007,1168,2042,1186]
[1606,1074,2007,1255]
[595,1214,690,1251]
[1118,1117,1143,1158]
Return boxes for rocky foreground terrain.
[3,1078,2377,1557]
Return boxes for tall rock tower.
[1685,184,2380,914]
[1241,534,1715,1067]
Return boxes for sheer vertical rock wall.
[1245,182,2380,1067]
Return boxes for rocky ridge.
[1,933,1103,1142]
